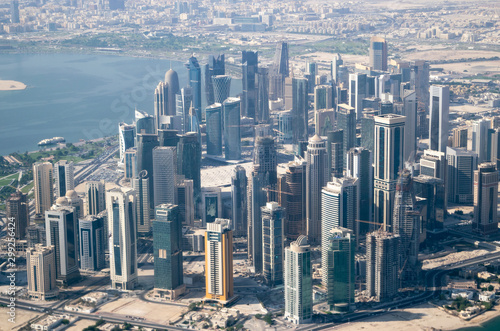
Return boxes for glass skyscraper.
[223,97,241,160]
[205,103,223,156]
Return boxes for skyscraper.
[349,73,367,119]
[473,163,499,235]
[337,104,357,160]
[124,148,137,179]
[119,122,135,163]
[262,202,284,287]
[452,127,468,148]
[153,146,177,207]
[165,69,180,118]
[54,160,74,198]
[10,0,20,24]
[273,42,289,77]
[491,128,500,169]
[133,170,151,235]
[373,114,406,230]
[33,162,54,215]
[176,87,193,133]
[212,75,231,104]
[204,54,225,106]
[429,85,450,154]
[472,119,491,164]
[306,135,329,244]
[231,166,247,236]
[84,181,105,216]
[413,175,446,232]
[366,231,400,302]
[135,109,155,135]
[401,90,417,162]
[361,109,380,151]
[280,160,307,239]
[446,147,478,204]
[369,36,388,71]
[153,204,186,299]
[205,219,235,305]
[136,133,159,211]
[158,129,179,147]
[205,104,223,153]
[177,132,201,205]
[284,235,312,324]
[186,56,202,121]
[242,51,258,119]
[79,215,106,271]
[176,176,194,227]
[256,67,270,123]
[327,130,344,179]
[26,245,58,300]
[6,191,28,240]
[201,187,222,226]
[314,85,333,111]
[223,97,241,160]
[326,227,355,312]
[292,78,309,144]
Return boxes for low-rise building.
[451,290,474,300]
[31,314,69,331]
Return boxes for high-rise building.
[491,128,500,170]
[205,219,235,305]
[273,42,289,78]
[177,132,201,205]
[206,103,223,156]
[205,54,225,106]
[409,60,430,111]
[153,204,186,299]
[314,85,333,111]
[314,109,335,137]
[124,148,137,179]
[429,85,449,154]
[26,245,58,300]
[223,97,241,160]
[176,176,194,226]
[186,56,202,121]
[473,163,499,235]
[374,114,406,230]
[349,73,367,119]
[337,104,356,160]
[133,170,151,235]
[326,227,355,312]
[472,119,491,164]
[413,175,446,232]
[447,147,478,204]
[321,179,357,286]
[136,133,159,211]
[327,130,344,179]
[231,166,247,236]
[361,109,380,151]
[10,0,20,23]
[107,188,138,290]
[53,160,74,198]
[256,67,270,123]
[280,160,307,239]
[176,87,193,133]
[212,75,231,104]
[79,215,106,271]
[135,109,155,135]
[45,204,80,285]
[6,191,28,240]
[369,36,388,71]
[284,235,312,324]
[292,78,309,144]
[262,202,284,287]
[401,90,417,162]
[452,127,468,148]
[85,180,105,216]
[119,123,135,163]
[153,146,177,207]
[33,162,54,215]
[201,187,222,226]
[242,51,258,119]
[366,231,400,302]
[306,135,329,244]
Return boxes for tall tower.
[292,78,309,144]
[281,160,307,239]
[154,81,168,129]
[204,54,225,106]
[84,181,105,216]
[314,85,333,111]
[26,245,58,300]
[177,132,201,205]
[54,160,74,198]
[373,114,406,230]
[473,163,499,235]
[446,147,478,204]
[348,73,367,119]
[6,191,28,240]
[212,75,231,104]
[10,0,20,24]
[136,133,159,211]
[107,188,138,290]
[153,204,186,299]
[133,170,151,235]
[284,235,312,324]
[79,215,106,271]
[472,119,491,164]
[153,146,177,207]
[326,227,355,312]
[327,130,344,179]
[119,122,135,163]
[205,219,235,305]
[262,202,284,287]
[176,177,194,227]
[33,162,54,215]
[369,36,388,71]
[223,97,241,160]
[256,67,270,123]
[176,87,193,133]
[306,135,329,244]
[337,104,356,160]
[429,85,449,154]
[186,56,202,121]
[402,90,417,162]
[231,166,247,236]
[273,42,289,78]
[242,51,258,119]
[135,109,155,135]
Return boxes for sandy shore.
[0,80,27,91]
[330,303,500,331]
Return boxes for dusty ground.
[433,60,500,75]
[65,319,96,331]
[0,307,40,331]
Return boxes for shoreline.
[0,79,27,91]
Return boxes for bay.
[455,314,500,330]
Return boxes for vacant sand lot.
[0,307,40,331]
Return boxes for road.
[74,145,119,185]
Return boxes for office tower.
[447,147,478,204]
[361,109,380,151]
[133,170,151,235]
[331,53,343,83]
[262,202,284,287]
[27,245,58,300]
[176,176,194,226]
[27,224,46,248]
[414,175,446,231]
[107,188,138,290]
[53,160,74,198]
[153,204,186,299]
[249,136,277,273]
[292,78,309,144]
[223,97,241,160]
[212,75,231,104]
[326,227,355,312]
[306,135,329,245]
[349,73,367,119]
[176,87,193,133]
[284,76,293,110]
[10,0,19,23]
[65,190,83,221]
[231,166,247,236]
[278,110,293,143]
[472,119,491,163]
[204,103,222,153]
[136,133,159,211]
[79,215,105,271]
[6,191,28,240]
[45,204,80,285]
[205,54,225,106]
[274,42,289,77]
[201,187,222,226]
[374,114,406,230]
[314,85,333,111]
[281,160,307,239]
[305,61,317,93]
[34,162,54,215]
[284,235,312,324]
[452,127,468,148]
[135,109,155,135]
[401,90,417,162]
[327,130,344,179]
[205,219,235,305]
[491,128,500,169]
[420,149,447,179]
[346,147,373,233]
[242,51,258,119]
[337,104,356,160]
[369,37,388,71]
[393,170,421,285]
[417,109,428,139]
[408,60,430,111]
[473,163,499,235]
[429,85,450,154]
[124,148,137,179]
[256,67,270,123]
[119,122,135,163]
[366,231,400,302]
[158,129,179,147]
[185,56,202,121]
[152,146,177,207]
[177,132,201,204]
[85,181,105,216]
[164,70,181,114]
[321,179,357,284]
[315,109,335,137]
